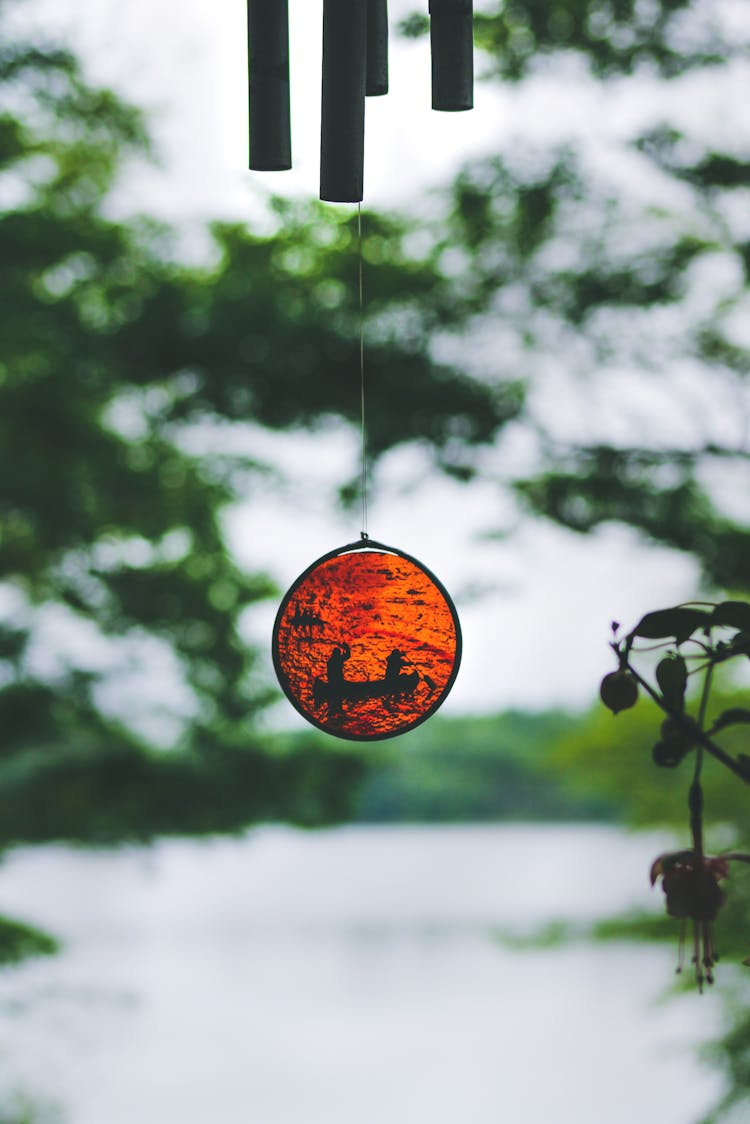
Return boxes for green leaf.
[0,915,59,965]
[712,601,750,632]
[630,608,712,644]
[710,707,750,734]
[655,655,687,711]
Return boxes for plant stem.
[693,663,713,787]
[697,663,713,731]
[688,664,716,861]
[689,782,704,859]
[622,658,750,785]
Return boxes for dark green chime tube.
[320,0,368,203]
[366,0,389,97]
[247,0,292,170]
[246,2,474,196]
[429,0,473,112]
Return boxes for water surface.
[0,825,724,1123]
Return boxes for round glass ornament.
[272,539,461,741]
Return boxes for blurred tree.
[0,24,521,843]
[1,0,747,1113]
[401,5,750,1117]
[5,1,747,851]
[402,0,750,591]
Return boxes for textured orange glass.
[272,541,461,740]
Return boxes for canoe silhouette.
[313,671,419,708]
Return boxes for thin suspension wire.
[358,202,368,539]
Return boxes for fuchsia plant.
[601,601,750,991]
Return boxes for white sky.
[10,0,732,730]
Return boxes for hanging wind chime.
[249,0,473,740]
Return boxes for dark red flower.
[650,849,750,991]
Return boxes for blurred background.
[0,0,749,1120]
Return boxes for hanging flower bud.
[599,670,639,714]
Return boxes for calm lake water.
[0,825,726,1124]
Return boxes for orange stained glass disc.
[272,539,462,741]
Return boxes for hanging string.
[358,201,369,539]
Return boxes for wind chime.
[250,0,473,740]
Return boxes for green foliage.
[404,1,731,80]
[556,689,750,831]
[0,915,59,965]
[0,20,525,843]
[4,0,749,844]
[0,728,368,845]
[271,710,618,823]
[193,211,522,470]
[701,1006,750,1124]
[473,0,730,81]
[398,4,750,591]
[631,608,713,644]
[516,452,750,592]
[0,1100,60,1124]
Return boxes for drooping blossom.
[650,849,750,991]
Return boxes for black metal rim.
[271,539,462,742]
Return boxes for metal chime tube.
[247,0,292,170]
[429,0,474,112]
[320,0,368,203]
[366,0,389,97]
